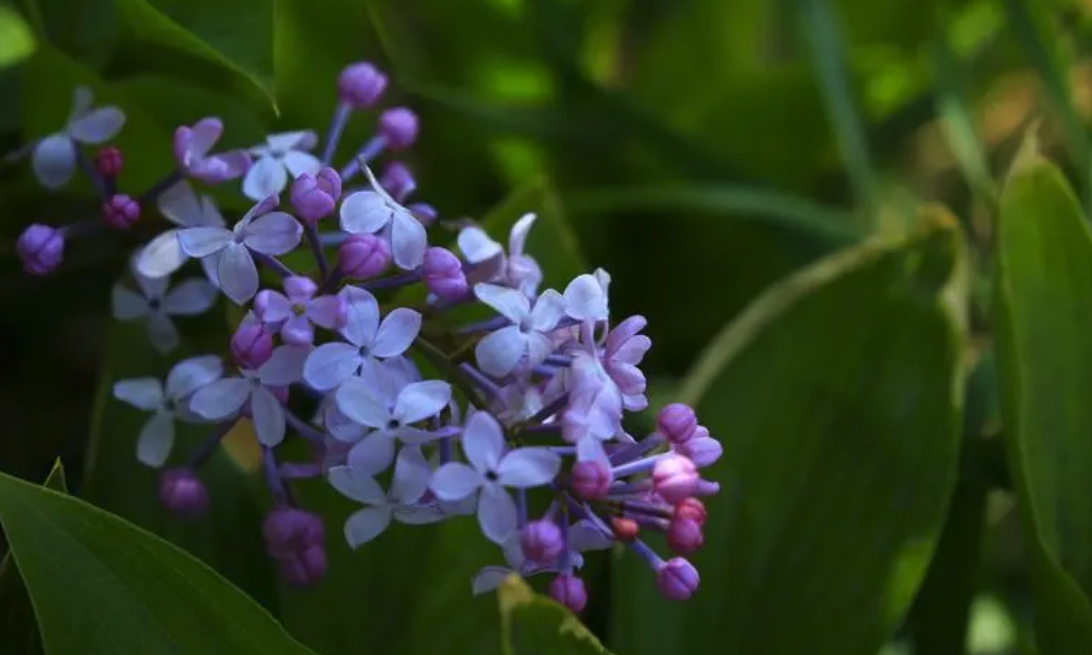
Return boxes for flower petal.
[525,332,555,370]
[328,465,385,504]
[390,210,426,270]
[201,251,222,286]
[339,191,391,234]
[136,410,174,468]
[242,155,288,201]
[457,227,503,264]
[258,345,310,386]
[347,432,396,476]
[111,285,149,320]
[473,283,529,323]
[266,130,317,152]
[496,447,561,488]
[508,213,537,256]
[217,243,259,304]
[113,378,164,411]
[371,308,421,358]
[243,211,301,255]
[303,342,361,391]
[478,483,517,545]
[147,312,180,355]
[472,567,515,595]
[32,135,76,189]
[339,285,380,347]
[257,290,293,323]
[393,380,451,425]
[529,289,565,332]
[390,446,430,504]
[564,274,608,322]
[324,402,368,443]
[568,520,614,552]
[335,376,392,428]
[157,181,202,227]
[344,506,392,548]
[306,295,345,330]
[163,278,218,315]
[462,410,505,474]
[190,377,251,419]
[474,325,525,378]
[137,230,187,279]
[68,106,125,144]
[178,226,232,258]
[429,462,483,501]
[165,355,223,400]
[250,386,286,446]
[283,150,322,178]
[280,314,314,346]
[392,506,446,525]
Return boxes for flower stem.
[303,223,330,279]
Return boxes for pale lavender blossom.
[190,345,310,446]
[473,283,566,377]
[458,212,542,295]
[601,316,651,411]
[112,252,219,354]
[174,118,250,184]
[563,270,610,323]
[243,131,323,201]
[254,276,346,347]
[32,87,125,189]
[430,410,561,544]
[177,196,302,304]
[112,355,223,467]
[562,350,625,449]
[138,181,226,280]
[471,520,612,594]
[339,165,427,270]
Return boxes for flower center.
[484,470,499,483]
[292,303,306,316]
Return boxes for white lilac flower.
[189,345,310,446]
[471,520,613,594]
[243,131,322,201]
[177,196,302,304]
[328,447,446,547]
[458,212,543,297]
[303,286,421,391]
[429,410,561,544]
[112,252,219,354]
[112,355,223,467]
[138,181,226,280]
[32,87,125,189]
[339,165,427,270]
[563,270,610,323]
[473,283,566,378]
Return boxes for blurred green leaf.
[83,320,277,612]
[498,575,612,655]
[993,139,1092,653]
[0,6,35,70]
[0,467,316,655]
[932,35,996,203]
[612,207,967,655]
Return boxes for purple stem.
[60,217,102,240]
[251,251,295,278]
[548,446,576,456]
[610,434,665,466]
[362,270,422,291]
[284,409,325,444]
[458,362,501,400]
[319,232,350,248]
[606,480,653,498]
[611,452,672,479]
[263,447,289,505]
[185,419,238,468]
[318,266,345,295]
[76,148,106,199]
[528,393,568,425]
[139,169,183,205]
[322,103,352,165]
[458,315,511,334]
[280,462,323,479]
[338,136,386,183]
[303,223,330,278]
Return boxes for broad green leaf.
[498,575,612,655]
[612,207,967,655]
[0,469,315,655]
[0,6,35,69]
[993,141,1092,653]
[83,320,277,612]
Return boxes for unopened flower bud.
[652,455,698,504]
[408,202,437,225]
[263,508,326,586]
[666,518,704,556]
[422,247,468,301]
[520,520,564,563]
[675,433,722,468]
[548,574,587,613]
[658,403,697,444]
[102,194,140,230]
[656,557,699,601]
[279,542,327,587]
[674,497,707,525]
[338,62,388,109]
[380,161,416,202]
[339,233,391,279]
[231,321,273,369]
[94,147,123,178]
[378,107,418,150]
[290,167,341,224]
[610,517,639,543]
[570,460,612,500]
[158,469,209,518]
[17,224,65,275]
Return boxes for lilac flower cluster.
[14,62,722,609]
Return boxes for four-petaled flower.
[473,283,566,377]
[430,410,561,544]
[174,118,251,185]
[458,212,542,296]
[601,316,651,411]
[138,181,227,280]
[33,87,125,189]
[339,166,428,270]
[113,355,223,467]
[243,131,322,201]
[471,520,613,594]
[112,252,219,354]
[255,276,347,347]
[178,196,302,304]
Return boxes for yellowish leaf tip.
[1005,120,1046,185]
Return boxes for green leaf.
[0,468,316,655]
[993,141,1092,653]
[113,0,276,110]
[612,207,967,655]
[0,6,35,70]
[498,575,612,655]
[931,35,996,203]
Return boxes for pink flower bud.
[378,107,418,150]
[339,234,391,279]
[548,574,587,613]
[102,194,140,230]
[658,403,697,444]
[610,517,639,543]
[94,147,123,178]
[666,517,704,556]
[17,224,64,275]
[656,557,699,601]
[674,498,707,525]
[570,460,612,500]
[652,455,698,504]
[231,321,273,369]
[158,469,209,519]
[338,62,388,109]
[520,520,564,563]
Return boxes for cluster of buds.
[14,61,721,610]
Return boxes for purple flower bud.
[675,433,722,469]
[339,233,391,279]
[263,508,327,585]
[658,403,697,444]
[570,460,612,500]
[378,107,418,150]
[231,321,274,369]
[674,497,707,526]
[102,194,140,230]
[338,62,388,109]
[158,469,209,519]
[408,202,437,226]
[520,520,564,563]
[666,517,704,556]
[17,224,65,275]
[290,167,341,225]
[548,574,587,613]
[94,147,123,178]
[652,455,698,504]
[279,543,327,587]
[380,161,416,202]
[422,247,468,301]
[656,557,699,601]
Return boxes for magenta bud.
[548,574,587,613]
[666,517,704,556]
[279,543,327,587]
[408,202,437,225]
[102,194,140,230]
[570,460,612,500]
[263,508,326,585]
[339,233,391,279]
[520,520,564,563]
[338,62,388,109]
[231,321,274,369]
[422,247,468,301]
[17,224,65,275]
[380,161,416,202]
[656,557,700,601]
[158,469,209,519]
[674,498,707,526]
[658,403,697,444]
[94,147,123,178]
[675,434,722,468]
[290,167,341,225]
[378,107,418,150]
[652,455,698,504]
